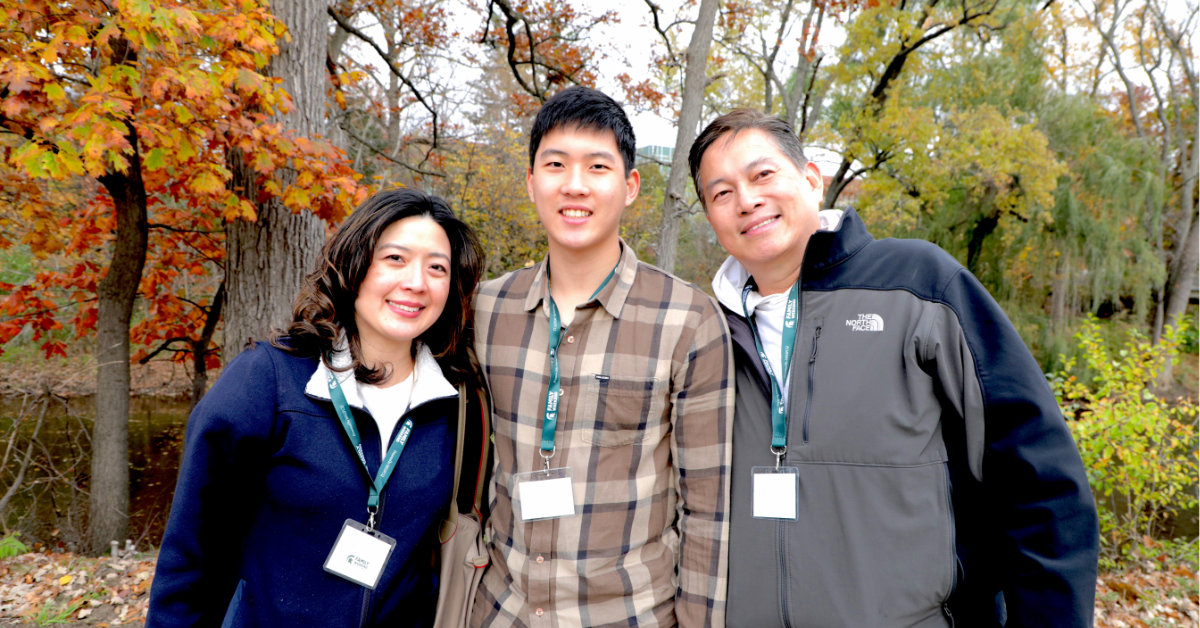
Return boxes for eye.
[385,253,404,263]
[755,169,774,180]
[711,189,730,202]
[429,262,449,276]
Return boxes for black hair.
[273,188,484,386]
[529,86,637,176]
[689,109,809,208]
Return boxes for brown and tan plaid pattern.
[470,243,734,628]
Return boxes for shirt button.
[566,335,575,343]
[535,608,544,616]
[536,555,544,564]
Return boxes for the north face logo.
[846,314,884,331]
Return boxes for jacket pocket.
[580,375,667,447]
[800,322,822,445]
[941,463,959,605]
[783,462,955,627]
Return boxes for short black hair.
[529,86,637,176]
[689,109,808,208]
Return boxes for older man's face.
[698,129,824,275]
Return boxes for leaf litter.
[0,550,1196,626]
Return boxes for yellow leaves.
[187,168,226,197]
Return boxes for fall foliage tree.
[0,0,361,552]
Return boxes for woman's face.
[354,216,453,362]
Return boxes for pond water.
[0,395,190,550]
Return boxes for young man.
[690,109,1099,627]
[471,87,734,628]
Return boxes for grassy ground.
[1,549,1197,626]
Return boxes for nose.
[736,182,763,215]
[398,262,427,293]
[562,165,588,196]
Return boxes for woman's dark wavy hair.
[272,188,484,386]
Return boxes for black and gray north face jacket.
[717,209,1099,628]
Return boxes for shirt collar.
[305,340,458,410]
[524,239,639,321]
[712,209,844,315]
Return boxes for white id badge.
[323,519,397,589]
[511,467,576,521]
[751,466,800,520]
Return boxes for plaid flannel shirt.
[470,242,734,628]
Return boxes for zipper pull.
[809,327,822,363]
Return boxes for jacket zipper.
[777,520,793,628]
[941,464,958,626]
[801,326,821,445]
[358,407,405,628]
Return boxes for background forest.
[0,0,1196,623]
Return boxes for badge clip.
[539,447,555,476]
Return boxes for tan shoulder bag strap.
[440,383,469,541]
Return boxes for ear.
[526,167,535,204]
[803,162,823,193]
[624,168,641,207]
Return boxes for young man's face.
[698,129,823,272]
[527,126,640,259]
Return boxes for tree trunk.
[654,0,719,274]
[1050,250,1070,334]
[89,124,149,555]
[189,282,225,413]
[1156,104,1199,387]
[224,0,329,364]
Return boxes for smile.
[562,208,592,218]
[743,216,779,234]
[388,300,422,313]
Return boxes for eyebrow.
[537,148,617,162]
[378,242,450,262]
[703,156,779,195]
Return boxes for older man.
[690,109,1099,628]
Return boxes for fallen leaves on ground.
[1095,561,1199,628]
[1,550,1197,626]
[0,551,152,626]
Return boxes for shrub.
[1050,316,1199,566]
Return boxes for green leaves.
[1053,316,1199,565]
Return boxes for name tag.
[512,467,576,521]
[323,519,397,589]
[752,466,799,520]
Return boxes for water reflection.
[0,395,190,550]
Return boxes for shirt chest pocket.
[578,375,668,448]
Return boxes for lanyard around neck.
[741,278,799,459]
[327,369,413,518]
[540,264,618,461]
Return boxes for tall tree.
[647,0,720,274]
[0,0,361,552]
[820,0,1009,209]
[715,0,838,140]
[224,0,334,363]
[327,0,457,185]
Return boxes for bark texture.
[654,0,719,274]
[224,0,328,364]
[89,124,149,554]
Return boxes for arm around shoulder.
[670,296,735,628]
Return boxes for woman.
[148,189,486,627]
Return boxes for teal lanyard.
[327,371,413,524]
[741,279,800,457]
[540,264,617,459]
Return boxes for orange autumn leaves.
[0,0,368,360]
